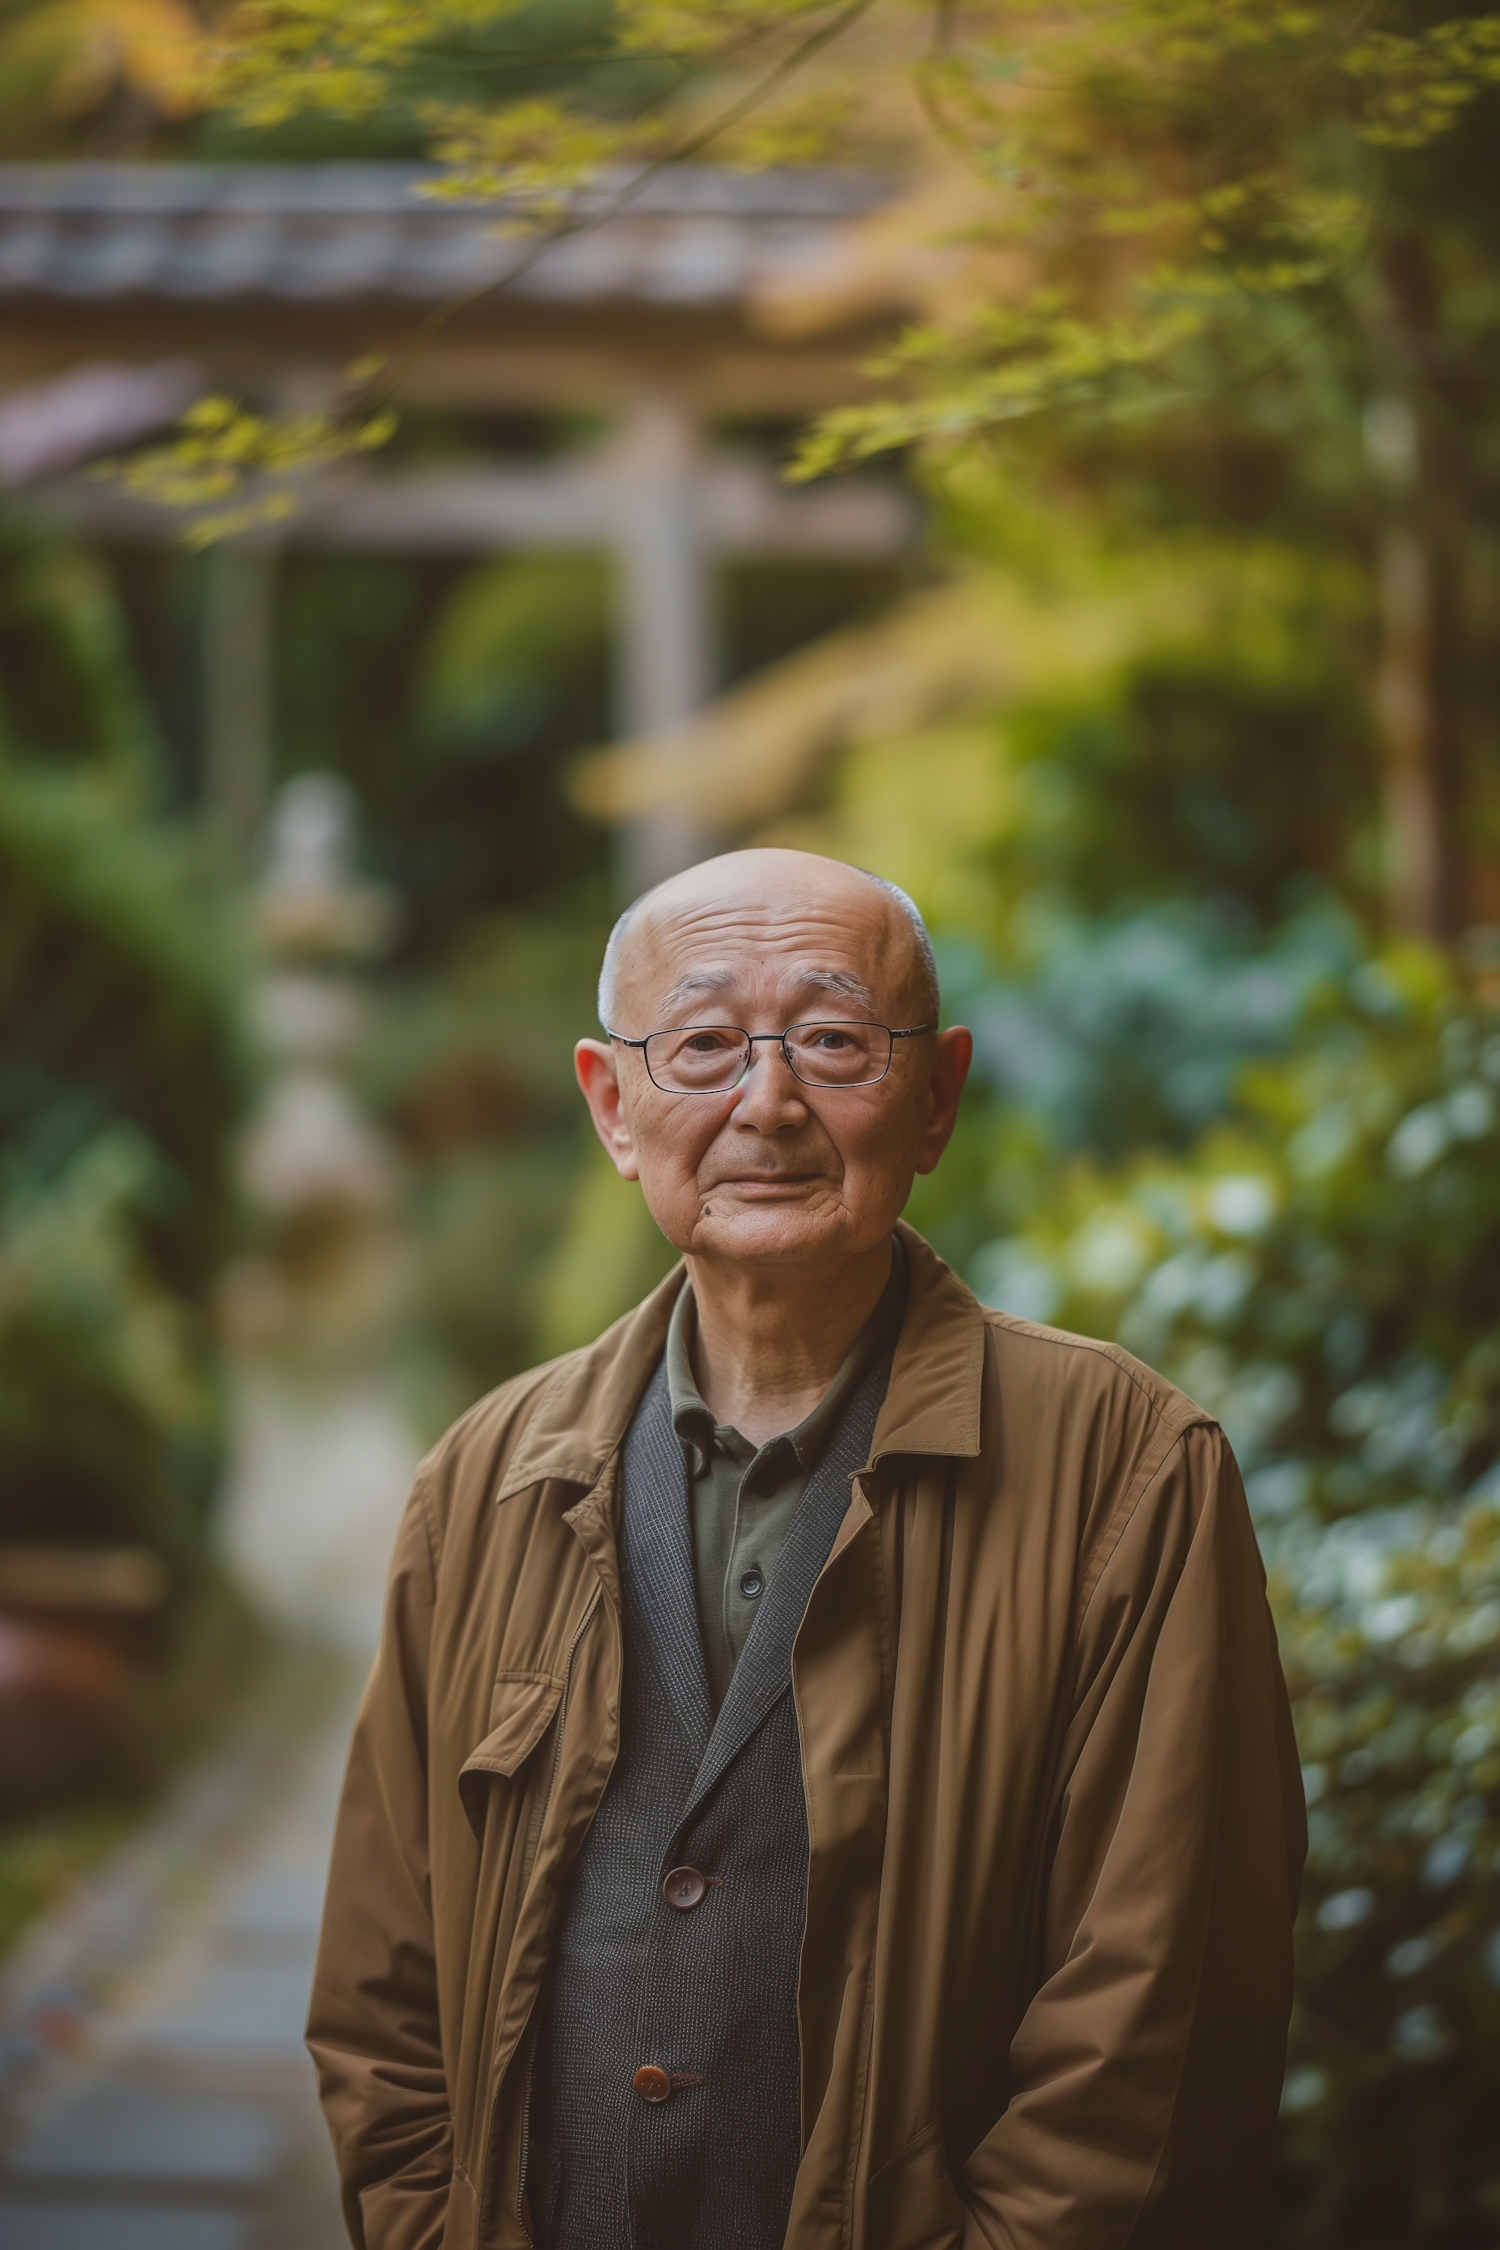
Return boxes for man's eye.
[813,1030,852,1050]
[685,1032,733,1053]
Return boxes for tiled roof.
[0,163,886,307]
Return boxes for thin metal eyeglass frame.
[604,1021,939,1094]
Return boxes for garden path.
[0,1646,364,2250]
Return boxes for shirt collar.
[665,1235,909,1479]
[491,1221,986,1508]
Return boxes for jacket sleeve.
[959,1420,1307,2250]
[306,1471,453,2250]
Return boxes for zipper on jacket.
[513,1585,601,2243]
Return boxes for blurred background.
[0,0,1498,2243]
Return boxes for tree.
[103,0,1500,936]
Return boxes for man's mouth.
[709,1173,822,1198]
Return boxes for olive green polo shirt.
[665,1237,908,1713]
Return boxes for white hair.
[596,863,940,1029]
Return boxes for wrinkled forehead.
[617,888,913,1023]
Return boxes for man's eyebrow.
[800,968,878,1012]
[656,970,737,1012]
[654,967,879,1016]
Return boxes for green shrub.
[0,761,246,1558]
[966,947,1500,2244]
[0,1128,221,1558]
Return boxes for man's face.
[574,854,972,1271]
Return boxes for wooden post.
[611,389,713,897]
[1366,416,1466,942]
[1367,238,1467,942]
[203,542,277,866]
[1373,506,1443,938]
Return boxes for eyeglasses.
[606,1020,938,1095]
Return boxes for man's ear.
[575,1039,641,1181]
[913,1025,974,1176]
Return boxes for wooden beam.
[28,453,915,557]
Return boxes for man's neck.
[683,1237,895,1448]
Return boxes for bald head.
[598,850,939,1032]
[575,847,971,1279]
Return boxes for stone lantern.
[216,774,417,1654]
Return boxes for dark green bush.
[963,950,1500,2245]
[0,687,246,1561]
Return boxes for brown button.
[633,2064,672,2103]
[663,1866,708,1911]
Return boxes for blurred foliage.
[957,956,1500,2243]
[783,0,1500,476]
[191,0,673,161]
[107,389,397,550]
[729,501,1373,1162]
[71,0,1500,552]
[355,901,636,1422]
[421,551,609,746]
[0,526,157,782]
[109,535,901,966]
[944,896,1360,1162]
[0,521,248,1563]
[597,494,1378,894]
[0,0,203,155]
[534,1132,677,1361]
[270,549,612,958]
[0,1120,220,1555]
[0,765,244,1300]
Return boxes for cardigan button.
[663,1866,708,1910]
[634,2064,672,2103]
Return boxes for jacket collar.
[492,1219,985,1506]
[493,1261,688,1504]
[866,1220,986,1468]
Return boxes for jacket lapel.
[677,1346,894,1832]
[619,1358,715,1761]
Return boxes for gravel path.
[0,1647,363,2250]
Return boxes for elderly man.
[308,847,1305,2250]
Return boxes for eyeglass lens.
[643,1023,894,1092]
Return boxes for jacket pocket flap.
[458,1673,563,1833]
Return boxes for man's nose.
[729,1040,806,1124]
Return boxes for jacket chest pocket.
[458,1671,564,1837]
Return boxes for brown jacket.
[308,1224,1305,2250]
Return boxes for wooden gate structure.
[0,162,914,884]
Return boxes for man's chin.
[686,1195,848,1263]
